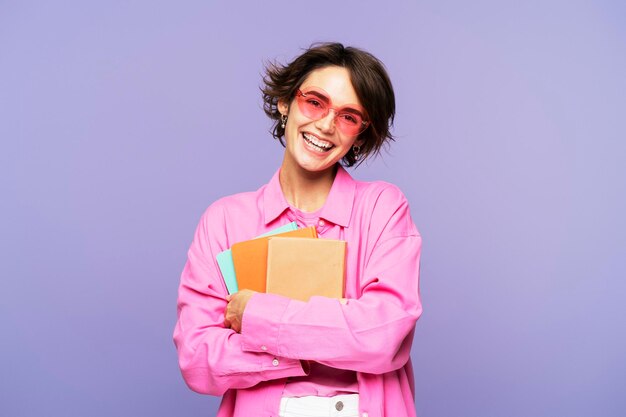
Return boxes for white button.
[261,345,267,351]
[272,358,279,366]
[318,219,325,226]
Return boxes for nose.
[314,109,336,133]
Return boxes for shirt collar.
[263,165,356,228]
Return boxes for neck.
[279,159,337,213]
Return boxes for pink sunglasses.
[295,87,369,135]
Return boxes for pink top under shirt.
[174,165,422,417]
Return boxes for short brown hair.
[261,42,395,167]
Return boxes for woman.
[174,42,422,417]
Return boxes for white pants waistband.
[279,394,359,417]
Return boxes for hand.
[223,289,256,333]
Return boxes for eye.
[306,98,323,108]
[339,113,359,125]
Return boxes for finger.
[232,321,241,333]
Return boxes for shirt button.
[261,345,267,351]
[318,219,325,227]
[272,358,279,366]
[335,401,344,411]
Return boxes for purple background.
[2,1,625,416]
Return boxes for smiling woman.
[173,42,422,417]
[263,43,396,168]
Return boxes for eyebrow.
[304,90,331,104]
[340,107,365,117]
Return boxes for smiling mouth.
[302,132,334,153]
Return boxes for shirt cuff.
[241,292,293,356]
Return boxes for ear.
[278,100,289,116]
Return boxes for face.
[279,66,365,175]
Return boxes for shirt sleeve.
[173,202,308,396]
[240,185,422,375]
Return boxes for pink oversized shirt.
[174,165,422,417]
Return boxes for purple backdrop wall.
[2,1,625,416]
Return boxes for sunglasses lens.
[335,113,364,135]
[297,94,327,120]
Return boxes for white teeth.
[303,133,333,151]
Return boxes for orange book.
[231,226,317,292]
[266,237,346,302]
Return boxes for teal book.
[216,222,298,294]
[216,250,238,294]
